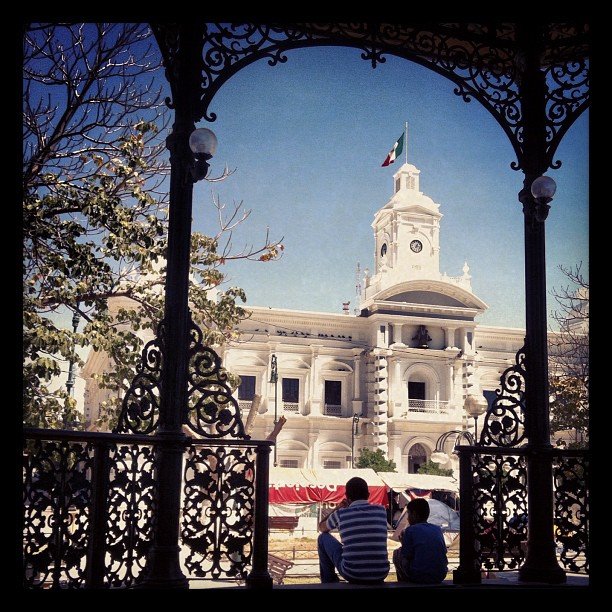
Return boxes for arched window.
[408,443,428,473]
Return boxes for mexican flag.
[381,133,404,167]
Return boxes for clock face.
[410,240,423,253]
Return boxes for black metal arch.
[104,21,590,588]
[151,22,589,173]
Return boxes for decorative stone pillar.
[445,327,456,349]
[457,328,468,352]
[389,433,402,469]
[447,361,455,407]
[392,358,403,416]
[310,347,321,415]
[308,431,319,468]
[352,349,362,399]
[370,349,390,455]
[470,329,476,353]
[393,323,405,345]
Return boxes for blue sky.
[192,46,589,330]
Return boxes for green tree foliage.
[549,376,588,449]
[416,459,453,477]
[355,448,397,472]
[23,23,282,429]
[548,264,589,448]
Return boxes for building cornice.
[364,300,481,322]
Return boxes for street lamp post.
[269,354,278,466]
[140,121,217,589]
[139,25,219,589]
[464,392,488,443]
[514,23,565,583]
[518,172,565,583]
[65,310,81,398]
[64,309,81,430]
[351,413,361,467]
[430,430,475,466]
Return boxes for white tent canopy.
[269,467,386,488]
[268,467,388,505]
[376,472,458,494]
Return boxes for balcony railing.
[282,402,300,413]
[406,399,450,414]
[22,428,272,589]
[323,404,342,416]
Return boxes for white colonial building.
[82,162,527,473]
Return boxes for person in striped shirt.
[317,476,390,584]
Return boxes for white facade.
[82,162,527,474]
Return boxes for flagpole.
[405,121,408,164]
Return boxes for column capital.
[310,345,321,357]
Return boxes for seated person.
[317,476,389,584]
[393,498,448,584]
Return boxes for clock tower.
[366,162,442,297]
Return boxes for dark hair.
[407,498,430,522]
[345,477,369,501]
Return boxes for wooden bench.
[267,553,294,585]
[268,516,300,530]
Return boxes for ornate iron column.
[137,24,206,589]
[516,22,565,584]
[245,443,273,589]
[453,446,480,584]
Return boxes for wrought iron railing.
[22,428,272,589]
[282,402,299,413]
[552,450,590,574]
[454,446,589,582]
[181,439,257,581]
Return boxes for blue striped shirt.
[326,500,389,581]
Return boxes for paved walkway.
[189,571,589,590]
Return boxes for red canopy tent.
[268,467,388,506]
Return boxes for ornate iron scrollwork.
[105,444,157,587]
[553,453,589,574]
[184,318,247,439]
[116,317,246,438]
[22,437,158,589]
[151,22,588,172]
[472,452,528,571]
[181,444,255,580]
[479,347,527,448]
[23,440,155,589]
[23,439,92,589]
[115,321,165,435]
[542,58,589,169]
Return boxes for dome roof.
[379,162,440,215]
[384,188,438,212]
